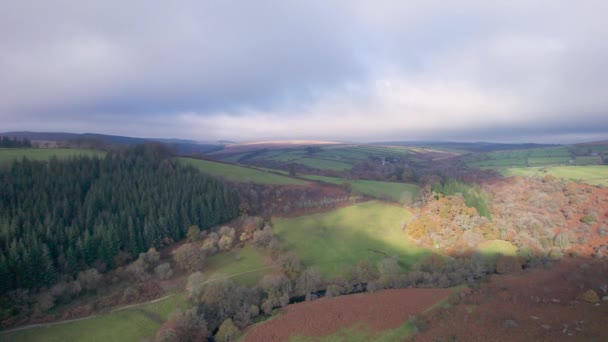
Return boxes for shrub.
[495,255,522,274]
[186,272,205,301]
[215,318,240,342]
[355,259,378,283]
[580,214,597,224]
[295,267,322,296]
[277,252,302,280]
[77,269,102,291]
[156,308,209,342]
[252,226,274,248]
[174,243,204,272]
[218,235,234,251]
[154,263,173,280]
[186,225,201,242]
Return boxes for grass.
[289,322,416,342]
[6,246,270,342]
[475,240,518,256]
[176,157,309,185]
[273,201,430,279]
[204,245,275,286]
[500,165,608,186]
[294,157,352,171]
[303,175,419,203]
[4,294,187,342]
[0,148,105,166]
[466,146,573,169]
[287,286,460,342]
[474,240,518,269]
[223,145,414,170]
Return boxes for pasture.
[272,201,430,280]
[218,144,413,171]
[204,245,275,286]
[4,293,186,342]
[500,166,608,186]
[304,175,419,203]
[176,157,309,185]
[467,143,608,169]
[5,246,272,341]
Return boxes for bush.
[495,255,522,274]
[252,226,274,248]
[218,235,234,251]
[259,274,292,314]
[186,272,205,301]
[156,308,209,342]
[186,225,201,242]
[277,252,302,280]
[77,269,102,291]
[355,259,378,283]
[154,263,173,280]
[215,318,240,342]
[295,267,322,296]
[174,243,204,272]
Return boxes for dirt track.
[243,288,451,342]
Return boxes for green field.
[0,148,106,166]
[5,246,271,341]
[475,240,517,257]
[176,157,309,185]
[219,145,413,171]
[303,175,419,203]
[466,144,608,169]
[290,321,416,342]
[4,293,186,342]
[293,157,352,171]
[273,201,430,279]
[500,165,608,186]
[205,245,275,286]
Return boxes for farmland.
[176,157,309,185]
[4,245,273,341]
[0,148,106,166]
[500,165,608,186]
[272,201,430,279]
[303,175,419,203]
[204,245,274,286]
[4,294,187,342]
[218,144,413,171]
[243,288,451,342]
[467,143,608,170]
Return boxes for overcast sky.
[1,1,607,143]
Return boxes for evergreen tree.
[0,145,239,294]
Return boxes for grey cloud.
[1,1,607,143]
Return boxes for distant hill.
[374,141,559,153]
[0,131,223,155]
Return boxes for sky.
[1,1,607,143]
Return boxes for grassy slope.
[290,322,416,342]
[7,246,272,341]
[501,165,608,186]
[204,245,275,286]
[176,157,309,185]
[303,175,419,203]
[294,157,352,171]
[0,148,105,165]
[273,202,430,279]
[5,294,187,342]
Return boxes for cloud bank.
[1,1,607,143]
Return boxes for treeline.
[0,136,32,148]
[0,145,239,293]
